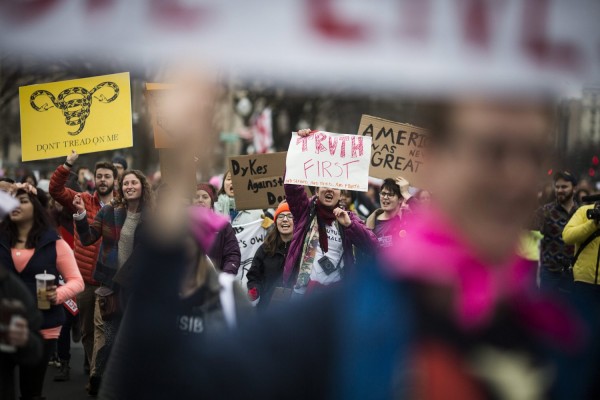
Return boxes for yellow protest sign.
[19,72,133,161]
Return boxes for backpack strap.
[572,229,600,266]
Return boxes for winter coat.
[0,230,66,330]
[50,164,106,285]
[563,205,600,285]
[246,240,289,309]
[0,266,43,400]
[207,224,241,275]
[282,183,378,286]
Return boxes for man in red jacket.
[49,150,117,395]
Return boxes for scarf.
[380,207,583,348]
[316,200,336,253]
[295,219,320,293]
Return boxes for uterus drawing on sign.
[30,81,119,136]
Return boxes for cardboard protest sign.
[358,115,428,188]
[285,131,371,192]
[233,219,268,289]
[19,73,132,162]
[229,152,287,211]
[145,83,176,148]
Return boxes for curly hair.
[116,170,154,212]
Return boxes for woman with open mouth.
[214,171,266,226]
[366,177,417,249]
[73,169,153,394]
[281,129,378,298]
[246,201,294,310]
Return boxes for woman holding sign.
[0,183,84,400]
[282,129,377,297]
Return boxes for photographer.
[563,200,600,302]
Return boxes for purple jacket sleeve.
[284,181,310,224]
[220,224,241,275]
[344,212,378,251]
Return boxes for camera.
[586,207,600,221]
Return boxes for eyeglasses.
[277,213,294,221]
[379,191,397,199]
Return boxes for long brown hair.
[116,170,154,211]
[262,225,285,257]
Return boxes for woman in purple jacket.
[282,129,378,297]
[193,183,241,275]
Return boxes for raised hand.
[333,207,352,227]
[395,176,411,199]
[65,150,79,166]
[297,129,314,138]
[73,194,85,213]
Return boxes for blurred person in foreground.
[100,97,596,400]
[532,171,579,294]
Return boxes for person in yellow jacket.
[563,204,600,295]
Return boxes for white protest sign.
[285,131,372,192]
[2,1,598,93]
[233,219,268,290]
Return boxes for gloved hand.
[248,287,259,301]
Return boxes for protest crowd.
[1,2,600,400]
[1,97,600,400]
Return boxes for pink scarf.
[381,207,584,349]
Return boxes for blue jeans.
[540,267,571,294]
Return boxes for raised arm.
[49,151,81,213]
[284,129,314,222]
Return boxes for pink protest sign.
[284,131,372,192]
